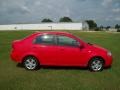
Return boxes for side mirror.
[80,44,84,49]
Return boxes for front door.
[56,35,84,66]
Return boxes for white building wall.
[0,23,87,31]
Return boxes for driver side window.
[57,35,80,47]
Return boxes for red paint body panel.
[10,31,113,68]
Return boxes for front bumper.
[104,55,113,67]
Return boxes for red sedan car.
[10,31,112,71]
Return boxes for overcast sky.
[0,0,120,26]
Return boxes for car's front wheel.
[23,56,39,70]
[88,57,104,72]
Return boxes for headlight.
[107,51,112,56]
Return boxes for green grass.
[0,30,120,90]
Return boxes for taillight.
[12,40,21,49]
[12,43,14,49]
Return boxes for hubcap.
[24,58,37,70]
[91,60,103,71]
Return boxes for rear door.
[33,34,58,65]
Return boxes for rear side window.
[34,35,55,45]
[57,35,79,47]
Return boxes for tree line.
[41,17,72,23]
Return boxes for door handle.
[60,48,64,51]
[33,46,37,48]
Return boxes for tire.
[88,57,104,72]
[23,56,39,70]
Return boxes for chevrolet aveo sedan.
[10,31,112,72]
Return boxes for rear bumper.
[10,50,21,63]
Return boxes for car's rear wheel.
[23,56,39,70]
[89,57,104,72]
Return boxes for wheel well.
[88,56,105,67]
[22,55,40,64]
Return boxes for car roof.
[34,31,72,36]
